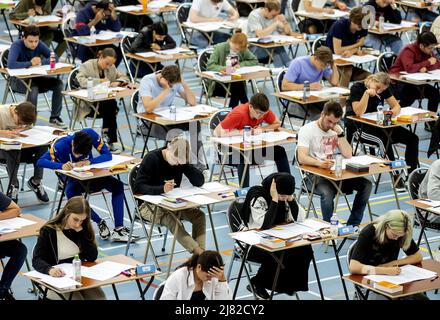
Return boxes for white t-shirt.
[297,120,339,160]
[0,105,17,130]
[188,0,233,22]
[298,0,328,12]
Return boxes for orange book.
[373,281,403,293]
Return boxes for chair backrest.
[276,68,288,93]
[407,167,428,200]
[419,21,432,34]
[346,240,357,268]
[131,89,140,114]
[226,198,245,233]
[376,52,397,73]
[67,67,81,91]
[197,48,214,73]
[311,35,327,54]
[61,14,77,39]
[153,281,166,300]
[121,35,136,83]
[128,163,141,196]
[208,109,231,134]
[176,3,192,46]
[0,48,9,69]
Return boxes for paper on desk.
[402,72,440,81]
[184,21,230,32]
[32,15,61,23]
[398,106,431,116]
[260,222,313,239]
[0,217,36,229]
[137,194,165,205]
[0,126,60,145]
[322,9,349,18]
[136,51,158,58]
[330,155,385,170]
[0,227,16,234]
[261,131,296,142]
[281,87,350,99]
[298,219,330,230]
[7,67,47,76]
[183,194,218,205]
[53,263,90,279]
[154,107,197,121]
[365,264,437,285]
[187,104,219,114]
[383,21,416,30]
[231,230,261,245]
[201,182,232,192]
[163,186,210,198]
[418,200,440,207]
[24,270,81,289]
[75,154,133,170]
[116,4,142,12]
[333,54,377,64]
[84,261,134,281]
[234,66,269,74]
[211,135,244,145]
[148,0,172,9]
[154,47,191,55]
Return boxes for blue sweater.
[7,40,52,69]
[75,2,121,36]
[37,128,112,170]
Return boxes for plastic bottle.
[169,105,176,121]
[376,104,384,125]
[225,56,233,74]
[90,25,97,42]
[49,51,56,70]
[87,77,94,100]
[378,16,384,33]
[330,213,339,237]
[72,254,81,282]
[335,153,342,178]
[303,80,310,101]
[142,0,148,13]
[243,125,251,147]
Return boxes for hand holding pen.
[164,179,176,193]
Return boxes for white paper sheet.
[298,219,330,230]
[83,261,134,281]
[73,154,133,170]
[231,230,261,245]
[32,15,61,23]
[0,126,60,145]
[53,263,90,278]
[154,107,198,121]
[0,227,16,234]
[211,135,244,145]
[398,106,431,116]
[0,217,36,229]
[418,200,440,207]
[260,222,313,239]
[136,51,158,58]
[154,47,191,55]
[295,9,348,18]
[137,194,166,205]
[116,4,142,12]
[7,63,72,77]
[403,72,440,81]
[383,21,416,30]
[183,194,218,205]
[282,86,350,99]
[201,182,232,192]
[184,21,230,32]
[163,186,210,198]
[186,104,219,114]
[260,131,296,142]
[330,155,385,170]
[333,54,378,64]
[24,270,81,289]
[234,66,269,74]
[148,0,172,9]
[365,264,437,285]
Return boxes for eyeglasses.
[251,106,267,117]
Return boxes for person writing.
[32,196,107,300]
[160,251,231,300]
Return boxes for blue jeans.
[0,240,27,293]
[65,176,125,228]
[313,176,372,226]
[365,34,402,54]
[251,46,291,68]
[10,76,63,119]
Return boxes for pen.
[164,180,176,186]
[430,275,438,282]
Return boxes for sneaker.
[98,220,110,240]
[6,184,18,203]
[111,227,140,242]
[27,177,49,203]
[108,143,121,154]
[49,117,68,129]
[246,277,270,300]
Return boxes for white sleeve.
[213,280,232,300]
[248,197,269,229]
[297,126,311,148]
[296,204,307,222]
[159,272,179,300]
[221,0,234,13]
[192,0,203,12]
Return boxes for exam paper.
[137,194,165,205]
[116,4,141,12]
[330,155,385,170]
[136,52,158,58]
[154,47,191,55]
[163,186,210,198]
[74,154,133,170]
[260,222,313,239]
[0,217,36,229]
[24,270,81,289]
[32,15,61,23]
[154,107,198,121]
[333,54,378,64]
[148,0,172,9]
[84,261,134,281]
[201,182,232,192]
[231,230,261,245]
[234,66,269,74]
[183,194,218,205]
[365,264,437,285]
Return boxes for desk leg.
[217,152,229,184]
[206,204,219,251]
[311,252,325,300]
[54,177,68,217]
[389,171,401,210]
[111,284,119,300]
[417,210,430,247]
[232,242,250,299]
[166,212,182,278]
[305,175,317,218]
[143,204,158,264]
[240,150,251,188]
[2,9,13,42]
[269,251,285,300]
[137,276,155,300]
[140,119,153,158]
[91,102,100,129]
[331,238,349,300]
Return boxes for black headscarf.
[241,173,299,229]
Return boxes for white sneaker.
[111,227,139,242]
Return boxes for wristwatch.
[337,132,345,138]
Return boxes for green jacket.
[206,41,258,97]
[10,0,52,20]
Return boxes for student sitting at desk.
[130,22,177,78]
[297,0,343,34]
[187,0,239,48]
[160,250,231,300]
[134,136,206,256]
[281,46,340,121]
[7,25,67,129]
[206,31,259,109]
[138,65,205,171]
[74,0,123,66]
[297,101,372,226]
[326,7,371,88]
[0,102,50,203]
[118,0,153,32]
[76,47,130,154]
[240,173,313,300]
[9,0,67,57]
[213,93,291,188]
[37,128,139,243]
[246,0,295,67]
[349,209,429,300]
[0,192,27,300]
[32,196,107,300]
[419,159,440,225]
[345,72,419,191]
[389,31,440,125]
[364,0,403,54]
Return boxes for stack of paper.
[116,4,142,12]
[83,261,134,281]
[184,21,234,32]
[32,15,62,23]
[383,21,416,31]
[260,219,329,239]
[365,264,437,284]
[361,106,430,121]
[402,72,440,81]
[7,63,72,77]
[148,0,172,9]
[201,182,232,192]
[282,87,350,99]
[136,51,158,58]
[24,270,81,289]
[333,54,378,64]
[330,155,385,170]
[0,217,36,234]
[73,154,133,170]
[154,47,192,55]
[234,66,269,74]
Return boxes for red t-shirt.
[220,103,276,130]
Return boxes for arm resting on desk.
[332,37,364,56]
[0,198,20,220]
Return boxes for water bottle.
[376,104,384,125]
[303,81,310,101]
[378,15,385,33]
[243,125,251,147]
[225,56,233,74]
[383,104,392,126]
[72,254,81,282]
[169,105,176,121]
[90,25,96,41]
[49,51,56,70]
[87,77,94,99]
[335,153,342,178]
[330,213,339,237]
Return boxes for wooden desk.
[130,185,236,278]
[126,50,196,79]
[25,254,160,300]
[230,219,357,300]
[343,259,440,299]
[0,214,46,242]
[213,128,297,188]
[64,36,123,62]
[116,4,177,16]
[368,22,418,36]
[182,21,236,46]
[397,0,440,19]
[248,35,307,65]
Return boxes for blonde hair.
[364,72,391,87]
[265,0,281,12]
[230,31,248,51]
[374,210,413,250]
[167,136,191,164]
